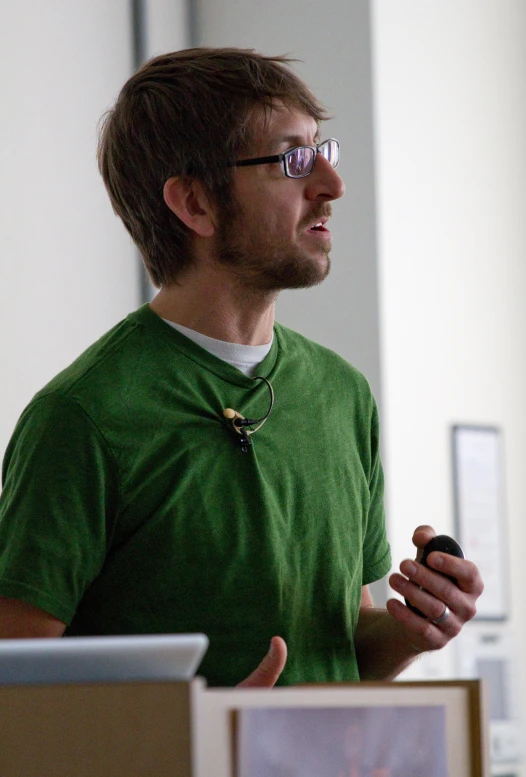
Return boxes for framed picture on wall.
[452,425,509,620]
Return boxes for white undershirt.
[164,320,273,377]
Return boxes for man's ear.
[163,177,217,238]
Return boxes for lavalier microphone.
[223,376,274,453]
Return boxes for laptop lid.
[0,633,209,685]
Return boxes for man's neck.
[149,264,277,346]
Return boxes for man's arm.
[0,596,66,638]
[354,525,484,681]
[354,588,422,680]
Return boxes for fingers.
[390,551,482,627]
[390,569,461,631]
[411,525,436,561]
[386,596,451,651]
[425,551,484,598]
[236,636,288,689]
[390,528,484,654]
[399,558,476,620]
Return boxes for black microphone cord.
[223,376,274,453]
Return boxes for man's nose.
[304,154,346,201]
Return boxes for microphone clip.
[223,409,253,452]
[223,376,274,453]
[237,429,252,453]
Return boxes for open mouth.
[307,219,330,234]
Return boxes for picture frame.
[233,681,487,777]
[451,425,509,620]
[193,679,489,777]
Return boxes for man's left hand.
[236,636,288,688]
[387,524,484,652]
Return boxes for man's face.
[214,103,345,292]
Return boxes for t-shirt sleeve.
[361,396,392,585]
[0,393,121,624]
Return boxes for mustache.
[300,204,333,230]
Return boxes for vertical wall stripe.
[187,0,199,47]
[130,0,153,304]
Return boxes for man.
[0,49,483,687]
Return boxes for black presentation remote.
[404,534,464,617]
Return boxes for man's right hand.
[236,636,287,688]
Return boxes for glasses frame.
[230,138,340,179]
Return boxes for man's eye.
[287,148,312,176]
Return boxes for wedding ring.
[431,605,450,625]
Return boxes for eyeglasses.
[230,138,340,179]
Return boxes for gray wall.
[194,0,383,405]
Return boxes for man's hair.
[97,47,328,286]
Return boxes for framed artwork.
[232,681,488,777]
[452,425,508,619]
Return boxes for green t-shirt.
[0,305,391,686]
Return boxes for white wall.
[371,0,526,699]
[0,1,140,456]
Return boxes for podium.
[0,678,489,776]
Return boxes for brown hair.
[97,48,328,286]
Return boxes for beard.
[215,201,332,293]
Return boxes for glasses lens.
[285,146,315,178]
[319,139,339,168]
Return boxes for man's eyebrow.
[266,132,321,153]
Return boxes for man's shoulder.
[4,306,169,470]
[274,321,373,395]
[34,307,148,401]
[25,304,183,426]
